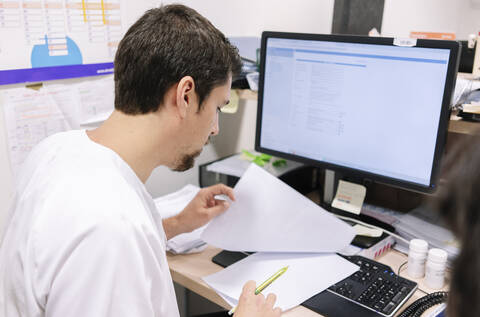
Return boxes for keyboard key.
[392,292,404,303]
[383,302,396,314]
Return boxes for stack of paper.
[361,204,459,264]
[203,252,358,311]
[394,207,459,264]
[153,184,207,254]
[201,163,357,311]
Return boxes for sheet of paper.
[77,76,114,125]
[206,154,252,178]
[45,84,82,129]
[201,164,356,253]
[332,180,366,215]
[154,184,200,219]
[338,244,362,256]
[154,184,206,254]
[202,252,359,311]
[2,87,71,179]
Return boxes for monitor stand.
[321,169,396,248]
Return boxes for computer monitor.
[255,32,460,193]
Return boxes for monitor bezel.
[255,31,460,193]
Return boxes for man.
[0,5,281,317]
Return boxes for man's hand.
[163,184,235,240]
[234,281,282,317]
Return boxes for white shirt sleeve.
[39,218,165,317]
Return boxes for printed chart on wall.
[2,75,115,180]
[0,0,125,84]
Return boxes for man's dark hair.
[432,134,480,317]
[114,4,242,114]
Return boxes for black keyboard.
[303,255,417,317]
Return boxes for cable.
[397,291,447,317]
[416,288,429,296]
[396,261,430,295]
[333,214,410,245]
[397,261,408,276]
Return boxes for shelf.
[236,89,257,100]
[448,115,480,136]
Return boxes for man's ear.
[176,76,196,119]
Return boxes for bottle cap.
[428,248,448,263]
[409,239,428,253]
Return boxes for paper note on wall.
[46,85,82,129]
[2,76,115,181]
[77,76,115,125]
[2,87,71,178]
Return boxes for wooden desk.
[167,246,449,316]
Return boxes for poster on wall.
[0,0,126,85]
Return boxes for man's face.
[172,77,232,171]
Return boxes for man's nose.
[211,114,220,136]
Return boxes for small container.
[425,248,448,289]
[407,239,428,278]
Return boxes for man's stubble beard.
[172,149,202,172]
[172,137,211,172]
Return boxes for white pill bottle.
[425,248,448,289]
[407,239,428,278]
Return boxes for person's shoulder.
[17,130,85,187]
[29,130,83,158]
[31,174,150,251]
[50,166,141,217]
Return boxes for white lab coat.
[0,130,180,317]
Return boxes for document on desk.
[203,252,359,311]
[154,184,207,254]
[201,164,356,252]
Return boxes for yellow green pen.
[228,266,288,315]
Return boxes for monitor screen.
[255,32,459,193]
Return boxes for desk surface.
[167,246,449,316]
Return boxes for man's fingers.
[207,184,235,201]
[265,293,276,308]
[206,200,230,218]
[242,280,256,294]
[255,293,265,305]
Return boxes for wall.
[382,0,480,39]
[458,0,480,38]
